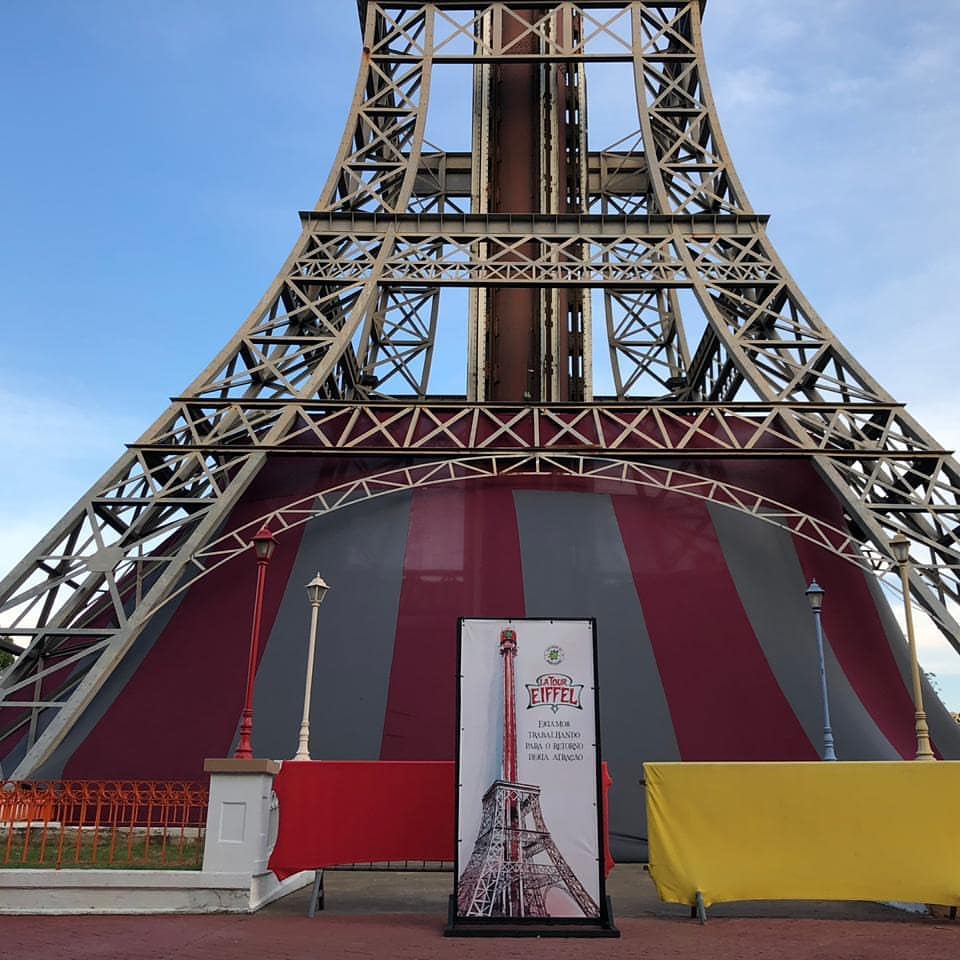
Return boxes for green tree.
[0,645,15,670]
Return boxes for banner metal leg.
[695,890,707,924]
[307,869,325,917]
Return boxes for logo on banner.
[526,674,584,713]
[544,644,564,666]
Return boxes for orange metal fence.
[0,780,208,869]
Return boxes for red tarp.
[268,761,455,880]
[268,760,614,881]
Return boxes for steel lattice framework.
[2,1,959,778]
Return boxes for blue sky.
[1,1,959,702]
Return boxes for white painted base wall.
[0,868,313,915]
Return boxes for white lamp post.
[805,579,837,761]
[293,573,330,762]
[890,535,935,761]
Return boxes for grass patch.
[1,828,204,870]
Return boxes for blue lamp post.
[805,580,837,761]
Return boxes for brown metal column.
[549,54,582,402]
[485,9,583,402]
[487,9,541,401]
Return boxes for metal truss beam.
[295,214,773,295]
[99,454,941,626]
[362,2,643,63]
[301,210,765,235]
[133,400,948,461]
[412,151,649,203]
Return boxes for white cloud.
[0,386,140,582]
[703,1,808,42]
[0,513,68,592]
[0,385,138,463]
[896,27,960,84]
[713,67,792,111]
[888,597,960,711]
[905,400,960,459]
[820,71,875,107]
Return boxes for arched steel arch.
[185,454,897,596]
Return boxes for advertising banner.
[449,618,617,936]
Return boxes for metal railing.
[0,780,208,869]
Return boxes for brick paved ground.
[1,868,957,960]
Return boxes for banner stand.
[444,894,619,938]
[445,618,619,938]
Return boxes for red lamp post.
[234,524,278,759]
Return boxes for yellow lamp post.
[890,534,935,761]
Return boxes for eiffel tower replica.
[457,629,598,919]
[2,1,960,781]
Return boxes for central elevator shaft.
[470,8,589,402]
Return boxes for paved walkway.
[2,868,958,959]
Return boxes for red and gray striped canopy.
[16,456,958,860]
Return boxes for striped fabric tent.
[12,457,959,860]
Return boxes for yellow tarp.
[645,761,960,908]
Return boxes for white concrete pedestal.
[202,758,310,910]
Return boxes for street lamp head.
[305,573,330,606]
[805,579,824,611]
[252,525,278,562]
[890,534,911,566]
